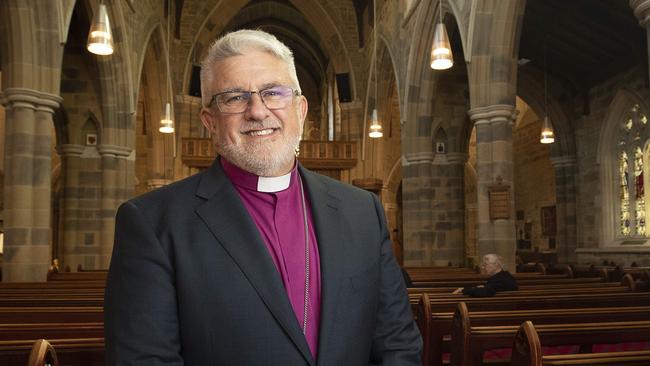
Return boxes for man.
[452,254,518,297]
[104,29,422,365]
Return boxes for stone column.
[402,152,435,266]
[468,104,518,271]
[0,88,61,282]
[98,144,132,269]
[631,0,650,84]
[438,152,468,266]
[55,144,85,267]
[550,155,578,263]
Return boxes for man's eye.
[261,90,282,98]
[224,94,246,103]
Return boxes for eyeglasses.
[207,86,301,114]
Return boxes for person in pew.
[104,29,422,366]
[452,254,518,297]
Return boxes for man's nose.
[245,92,270,119]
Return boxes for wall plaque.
[488,180,510,220]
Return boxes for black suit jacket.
[104,160,422,365]
[462,270,518,297]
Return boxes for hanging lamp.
[540,41,554,144]
[368,0,383,138]
[159,102,174,133]
[369,110,383,138]
[87,3,114,55]
[430,1,453,70]
[159,0,175,134]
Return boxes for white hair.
[200,29,301,107]
[483,254,503,269]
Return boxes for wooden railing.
[181,138,357,170]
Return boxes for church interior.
[3,0,650,364]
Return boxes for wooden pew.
[451,305,650,366]
[411,275,598,288]
[0,297,104,307]
[0,306,103,323]
[0,338,104,366]
[511,321,650,366]
[27,339,58,366]
[425,302,650,366]
[0,322,104,341]
[0,281,106,290]
[409,279,634,319]
[418,287,650,365]
[47,271,107,282]
[0,274,107,364]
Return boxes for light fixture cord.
[167,0,171,108]
[374,0,377,111]
[544,37,548,119]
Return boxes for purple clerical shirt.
[221,158,321,358]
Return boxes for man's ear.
[298,95,308,126]
[200,108,216,133]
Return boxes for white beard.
[216,121,302,177]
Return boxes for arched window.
[616,104,648,238]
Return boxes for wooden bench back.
[27,339,58,366]
[452,307,650,366]
[511,321,650,366]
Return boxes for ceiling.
[519,0,647,93]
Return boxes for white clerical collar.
[257,172,292,192]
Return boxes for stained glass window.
[620,151,630,236]
[618,104,649,237]
[636,147,646,236]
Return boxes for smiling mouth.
[243,128,278,137]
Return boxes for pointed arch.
[598,88,650,246]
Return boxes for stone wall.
[574,66,650,266]
[513,101,556,253]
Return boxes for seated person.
[452,254,518,297]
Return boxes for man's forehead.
[211,53,293,89]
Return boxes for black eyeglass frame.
[207,86,302,114]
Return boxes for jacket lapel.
[299,167,346,363]
[194,161,315,365]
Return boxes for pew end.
[27,339,58,366]
[510,321,541,366]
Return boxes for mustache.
[239,120,281,133]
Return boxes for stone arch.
[403,1,470,153]
[133,24,175,195]
[93,1,135,145]
[385,156,404,263]
[466,0,526,108]
[517,67,576,158]
[598,88,650,246]
[181,0,355,102]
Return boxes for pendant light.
[430,0,453,70]
[87,2,114,56]
[159,103,174,133]
[160,0,175,134]
[540,41,554,144]
[368,0,383,138]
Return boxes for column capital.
[98,144,132,158]
[55,144,85,157]
[446,152,469,164]
[631,0,650,26]
[550,155,577,168]
[0,88,62,112]
[403,152,434,165]
[468,104,517,125]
